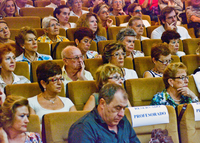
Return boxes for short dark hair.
[159,6,177,26]
[74,27,94,42]
[36,61,62,92]
[102,42,126,64]
[53,5,70,19]
[151,43,171,61]
[98,83,127,104]
[161,30,180,44]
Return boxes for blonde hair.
[0,0,18,17]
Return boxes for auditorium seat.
[67,80,97,110]
[3,17,41,29]
[182,38,200,55]
[15,62,30,80]
[34,0,51,7]
[109,15,116,25]
[28,115,41,136]
[146,25,159,38]
[68,16,78,23]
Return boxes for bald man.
[61,46,93,89]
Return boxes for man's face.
[163,10,177,27]
[100,90,128,128]
[51,0,61,6]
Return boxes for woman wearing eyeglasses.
[83,63,131,110]
[144,43,172,78]
[150,62,198,108]
[108,0,126,16]
[102,42,138,80]
[28,61,77,123]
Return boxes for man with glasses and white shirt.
[61,46,93,91]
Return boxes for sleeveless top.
[146,70,162,77]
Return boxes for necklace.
[25,52,37,62]
[43,95,57,104]
[173,99,181,102]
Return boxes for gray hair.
[116,28,136,41]
[42,16,58,29]
[108,0,125,7]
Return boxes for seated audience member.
[0,95,42,142]
[89,0,104,11]
[37,16,69,44]
[68,0,88,18]
[69,83,141,143]
[61,46,93,87]
[0,20,14,44]
[120,3,151,27]
[151,62,199,108]
[108,0,126,16]
[186,0,200,38]
[103,42,138,80]
[151,6,191,40]
[15,0,33,14]
[74,27,99,60]
[76,13,107,43]
[83,63,132,111]
[93,3,114,29]
[143,43,172,78]
[0,44,30,89]
[15,26,52,66]
[127,16,149,41]
[0,0,18,18]
[0,86,5,106]
[139,0,159,22]
[116,27,144,59]
[28,61,77,123]
[54,5,76,30]
[161,30,185,57]
[159,0,183,14]
[46,0,61,9]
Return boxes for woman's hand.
[106,18,113,28]
[0,128,8,143]
[177,87,197,100]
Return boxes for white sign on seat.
[191,102,200,121]
[128,105,169,127]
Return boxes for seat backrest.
[10,29,19,41]
[125,106,179,143]
[34,0,51,7]
[35,28,66,37]
[20,7,54,18]
[181,55,200,75]
[134,55,180,78]
[27,114,41,136]
[3,16,41,29]
[187,75,199,96]
[182,38,200,55]
[115,15,130,26]
[109,15,116,25]
[15,62,30,80]
[141,15,151,25]
[177,103,200,143]
[68,80,97,110]
[51,41,97,59]
[42,111,89,143]
[146,25,159,38]
[85,57,134,78]
[107,26,126,40]
[31,60,64,82]
[37,42,51,55]
[68,16,78,23]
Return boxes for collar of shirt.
[0,72,20,84]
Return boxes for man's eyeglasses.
[65,55,84,61]
[171,75,189,81]
[157,59,173,65]
[108,75,124,81]
[48,77,64,82]
[111,52,126,58]
[134,10,142,13]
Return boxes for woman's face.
[131,20,144,36]
[169,39,179,55]
[23,33,38,53]
[45,74,63,94]
[1,52,16,72]
[112,0,123,11]
[153,54,172,73]
[88,16,98,34]
[98,7,109,21]
[5,0,15,16]
[56,8,70,24]
[76,36,92,55]
[72,0,82,11]
[92,0,104,7]
[11,106,29,133]
[123,36,135,54]
[46,20,60,36]
[132,6,142,17]
[109,48,125,68]
[107,72,123,86]
[0,23,11,41]
[171,69,188,89]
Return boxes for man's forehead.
[165,10,176,17]
[110,90,127,104]
[66,47,81,56]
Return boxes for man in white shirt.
[15,0,34,14]
[151,6,191,40]
[45,0,61,10]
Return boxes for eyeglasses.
[171,75,189,81]
[48,77,64,82]
[113,1,122,4]
[108,75,124,81]
[49,23,60,27]
[65,55,84,61]
[74,1,83,4]
[157,59,173,65]
[111,52,126,58]
[134,10,142,13]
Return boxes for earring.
[171,84,173,87]
[44,88,46,92]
